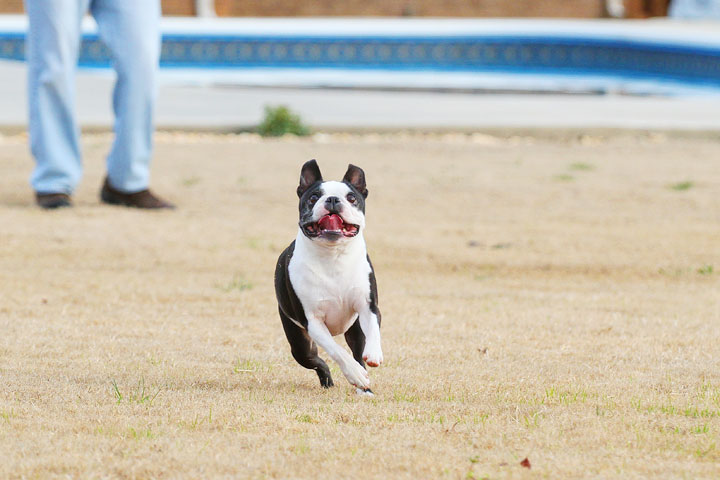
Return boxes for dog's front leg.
[306,318,370,389]
[357,306,383,368]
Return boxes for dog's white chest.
[289,234,371,336]
[315,290,360,336]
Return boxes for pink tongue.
[318,214,343,231]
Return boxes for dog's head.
[296,159,368,243]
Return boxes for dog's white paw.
[342,360,370,389]
[362,346,384,368]
[356,387,374,397]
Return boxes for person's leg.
[25,0,89,197]
[90,0,161,194]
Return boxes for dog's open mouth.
[303,214,359,238]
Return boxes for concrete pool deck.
[1,59,719,131]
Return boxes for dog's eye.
[309,193,320,204]
[346,193,357,204]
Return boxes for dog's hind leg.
[344,317,366,368]
[279,308,334,388]
[345,318,374,396]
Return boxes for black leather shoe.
[100,177,175,209]
[35,193,72,209]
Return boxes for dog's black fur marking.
[343,164,368,199]
[297,159,323,198]
[275,240,334,387]
[344,319,366,368]
[367,255,381,325]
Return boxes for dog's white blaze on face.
[299,180,366,243]
[311,181,366,231]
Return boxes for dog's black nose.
[325,196,342,213]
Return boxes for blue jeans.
[25,0,161,194]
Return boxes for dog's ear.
[343,164,368,199]
[297,159,323,197]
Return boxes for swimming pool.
[1,16,719,95]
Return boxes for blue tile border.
[1,31,719,88]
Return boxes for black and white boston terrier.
[274,160,383,394]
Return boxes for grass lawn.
[1,131,719,478]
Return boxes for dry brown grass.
[1,130,719,479]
